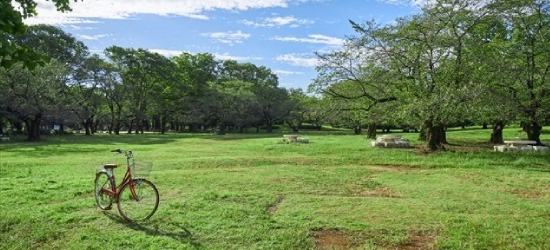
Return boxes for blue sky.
[26,0,421,90]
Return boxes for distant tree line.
[1,0,549,152]
[0,25,334,141]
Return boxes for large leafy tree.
[0,62,69,141]
[285,89,308,133]
[501,0,550,144]
[70,55,111,135]
[105,46,174,134]
[312,40,397,137]
[171,53,219,131]
[469,0,550,144]
[1,0,78,69]
[214,80,262,133]
[340,0,492,150]
[0,25,87,141]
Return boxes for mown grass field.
[1,127,549,249]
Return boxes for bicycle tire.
[117,178,159,221]
[94,172,114,210]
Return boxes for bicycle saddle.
[103,164,118,169]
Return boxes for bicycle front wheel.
[94,172,114,210]
[117,178,159,221]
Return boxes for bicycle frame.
[99,150,139,201]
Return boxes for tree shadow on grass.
[103,212,202,249]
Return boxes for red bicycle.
[94,149,159,221]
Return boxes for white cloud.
[202,31,251,46]
[274,70,304,75]
[78,34,111,40]
[276,54,318,67]
[213,53,262,61]
[24,0,297,25]
[375,0,432,7]
[149,49,185,58]
[61,24,96,30]
[273,34,344,47]
[243,15,314,28]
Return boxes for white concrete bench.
[282,135,309,143]
[283,134,299,142]
[494,140,549,152]
[371,135,409,148]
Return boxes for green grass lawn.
[1,127,549,249]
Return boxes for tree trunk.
[25,114,42,142]
[441,125,447,144]
[419,125,427,141]
[424,120,446,151]
[114,120,121,135]
[354,125,362,135]
[83,119,92,135]
[524,122,542,145]
[217,123,226,135]
[489,121,505,144]
[366,123,376,139]
[266,121,273,133]
[127,121,133,134]
[482,123,488,129]
[160,116,166,134]
[13,121,23,134]
[91,121,98,134]
[286,121,299,133]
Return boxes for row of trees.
[1,0,548,151]
[312,0,550,150]
[0,25,339,141]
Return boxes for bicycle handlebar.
[111,149,133,158]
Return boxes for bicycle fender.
[97,169,113,178]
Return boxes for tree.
[0,62,69,141]
[312,21,403,138]
[105,46,174,134]
[285,89,308,133]
[67,55,107,135]
[220,60,278,87]
[215,80,262,133]
[1,0,78,69]
[254,85,292,133]
[500,0,550,145]
[0,25,87,141]
[343,0,493,150]
[172,53,218,131]
[96,62,125,135]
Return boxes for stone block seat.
[371,135,410,148]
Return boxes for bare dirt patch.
[508,189,547,199]
[363,187,402,198]
[312,229,437,250]
[346,184,402,198]
[369,165,423,174]
[312,229,361,250]
[397,231,437,250]
[267,195,285,215]
[269,178,287,184]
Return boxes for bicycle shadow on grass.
[103,212,201,248]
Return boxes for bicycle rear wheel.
[117,178,159,221]
[94,172,114,210]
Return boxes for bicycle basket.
[131,161,153,178]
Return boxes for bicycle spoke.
[117,178,159,221]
